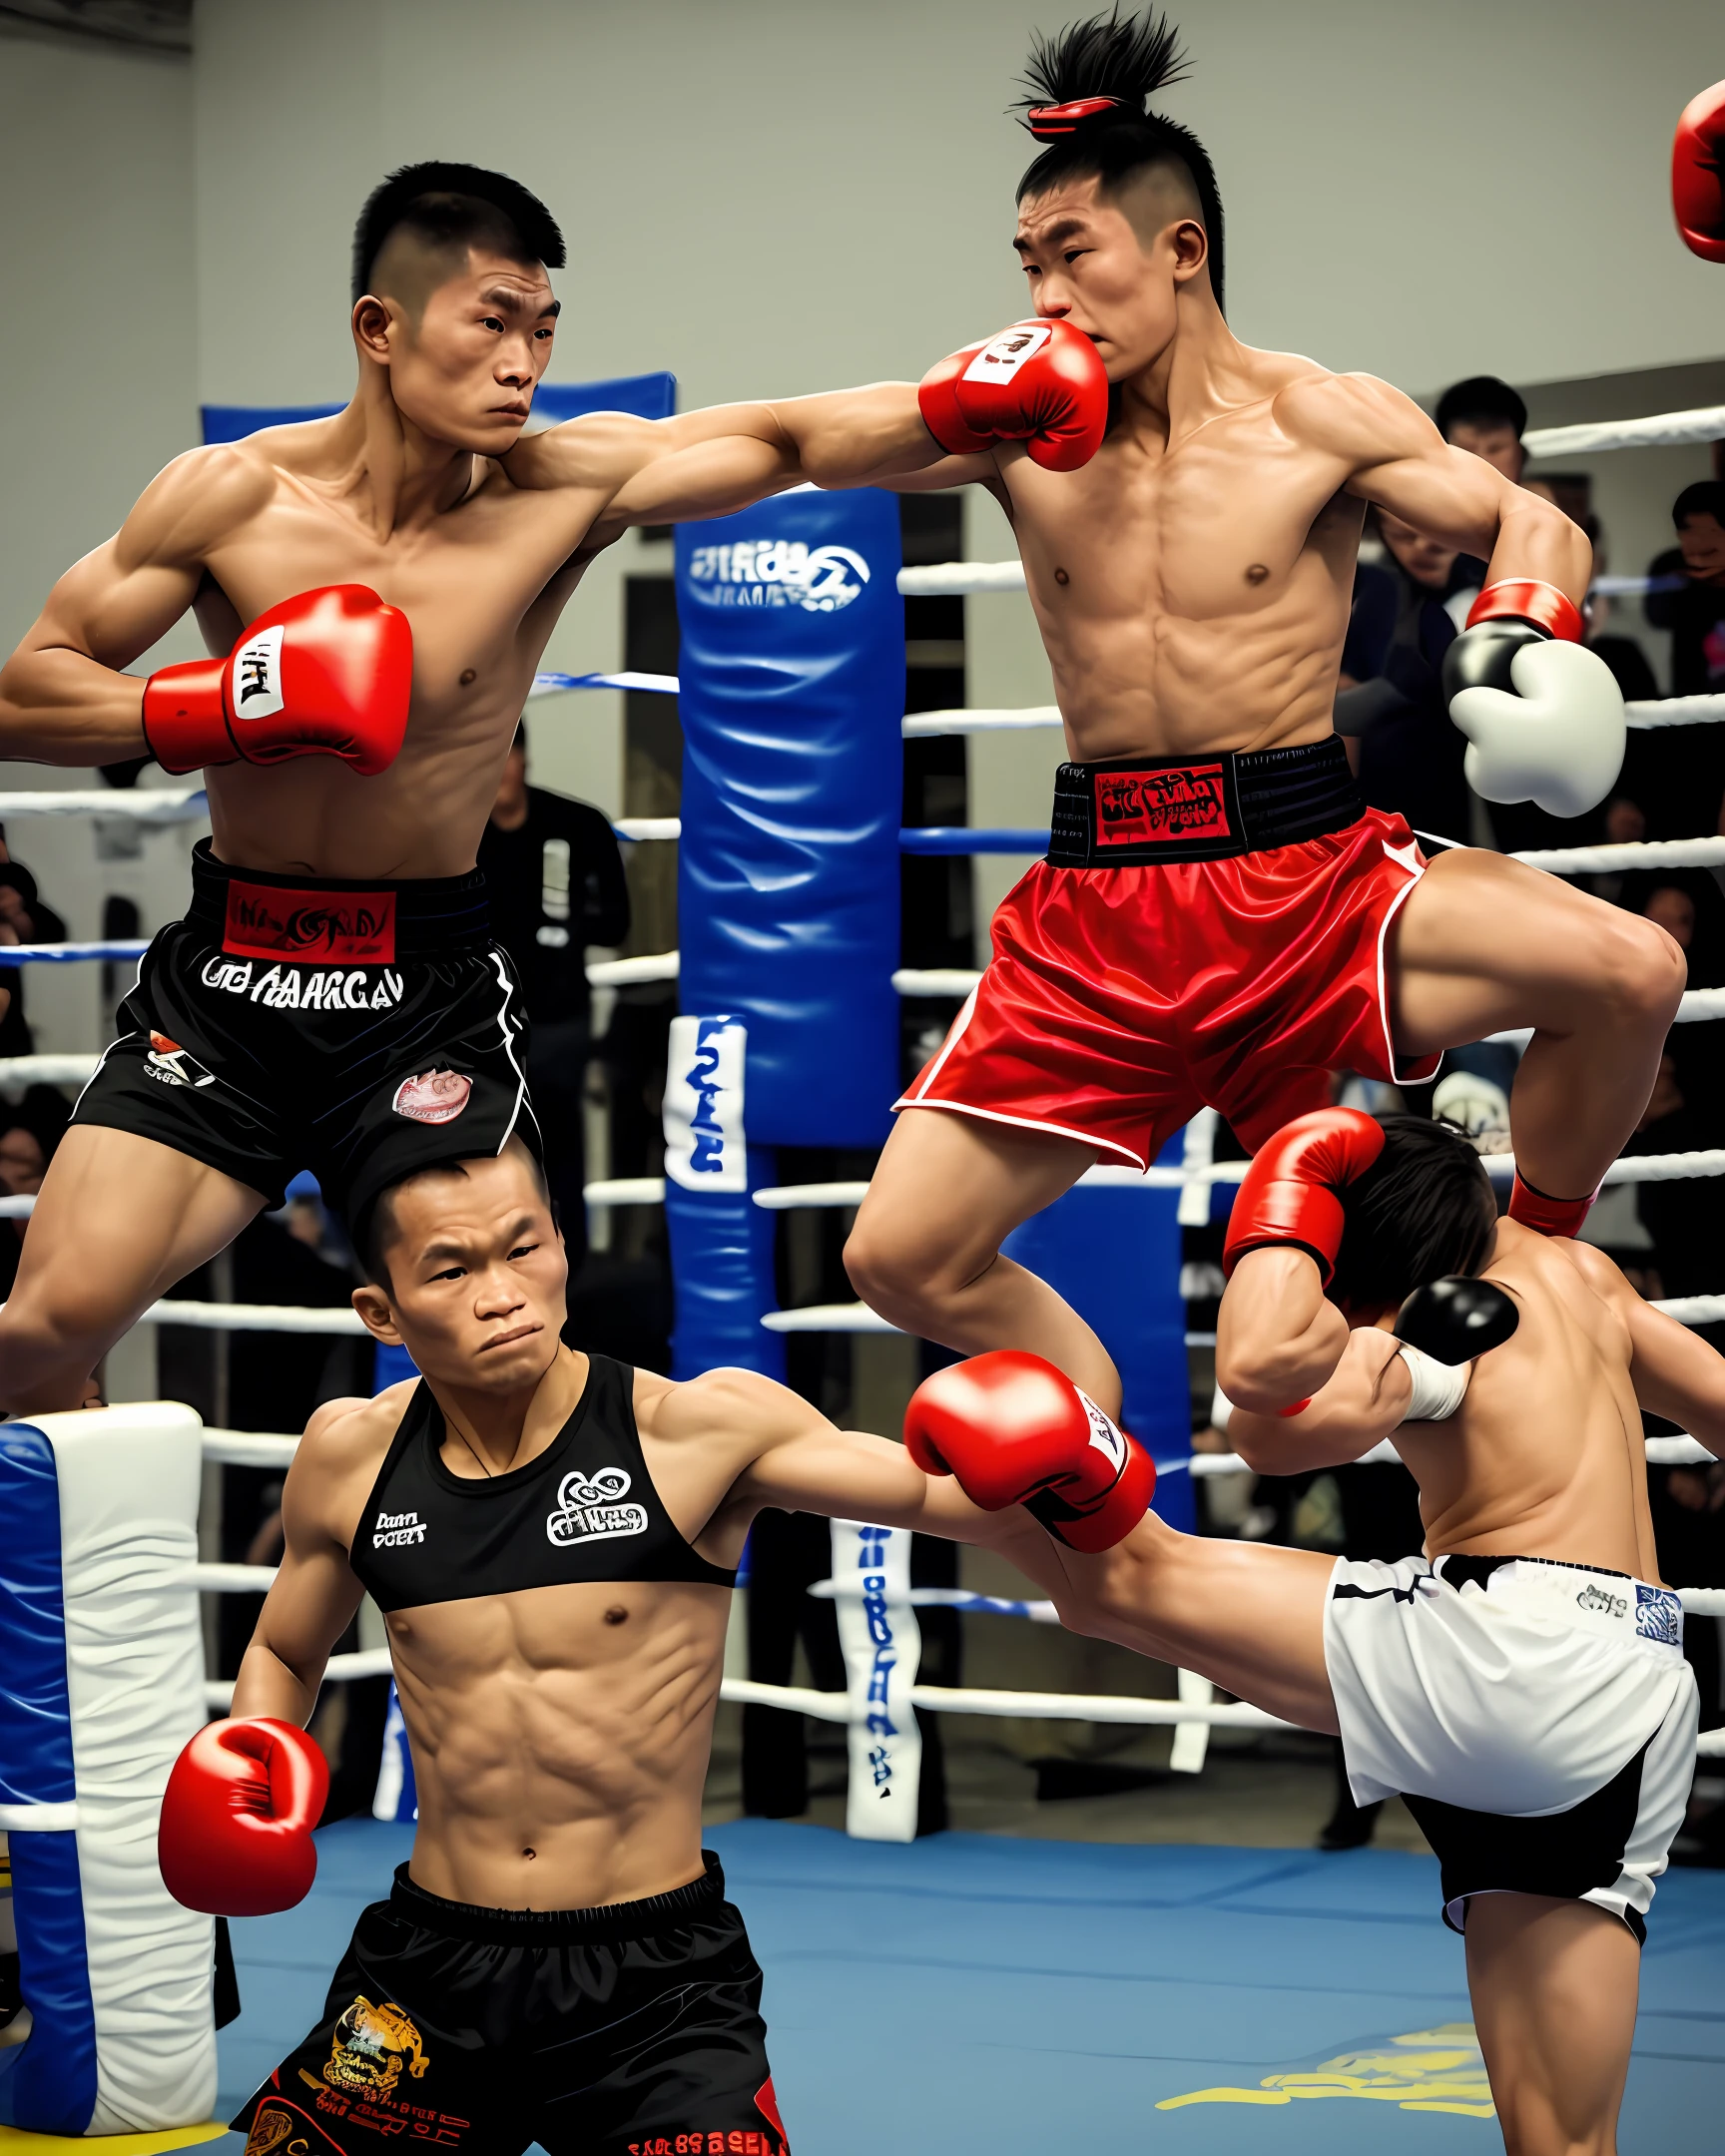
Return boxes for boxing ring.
[6,395,1725,2144]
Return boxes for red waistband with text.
[1093,764,1236,848]
[223,879,397,963]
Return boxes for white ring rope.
[1521,404,1725,458]
[902,698,1725,736]
[0,787,208,821]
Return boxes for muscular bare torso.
[309,1364,760,1909]
[1395,1222,1660,1580]
[189,424,607,878]
[992,348,1366,762]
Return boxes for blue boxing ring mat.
[208,1816,1725,2152]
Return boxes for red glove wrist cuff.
[143,659,237,774]
[1506,1172,1597,1240]
[1045,1438,1156,1553]
[1464,580,1585,645]
[917,372,994,457]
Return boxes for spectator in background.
[0,1086,69,1299]
[1434,374,1528,483]
[0,832,67,1059]
[478,720,630,1268]
[1646,480,1725,698]
[1642,481,1725,836]
[1334,509,1472,841]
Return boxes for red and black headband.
[1024,95,1134,140]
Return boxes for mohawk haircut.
[1329,1118,1499,1316]
[1015,8,1225,313]
[351,161,565,306]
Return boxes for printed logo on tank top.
[223,879,397,964]
[371,1509,425,1550]
[1093,765,1235,848]
[545,1465,650,1548]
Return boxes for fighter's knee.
[0,1282,112,1370]
[1587,913,1686,1026]
[843,1219,934,1319]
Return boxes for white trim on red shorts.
[892,983,1148,1164]
[1374,837,1441,1088]
[890,1092,1146,1167]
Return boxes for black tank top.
[348,1354,736,1614]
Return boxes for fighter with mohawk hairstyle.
[843,9,1685,1452]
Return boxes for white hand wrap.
[1448,638,1625,817]
[1209,1382,1233,1434]
[1397,1342,1469,1423]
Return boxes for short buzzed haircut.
[351,161,565,306]
[360,1151,552,1289]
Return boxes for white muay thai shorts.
[1325,1551,1699,1939]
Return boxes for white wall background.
[0,23,206,1052]
[189,0,1725,405]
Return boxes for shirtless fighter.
[156,1137,1069,2155]
[0,161,978,1413]
[910,1111,1710,2156]
[842,10,1684,1416]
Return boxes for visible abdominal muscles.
[385,1578,733,1909]
[1032,557,1354,764]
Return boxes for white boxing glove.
[1448,638,1625,818]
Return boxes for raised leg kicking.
[911,1110,1712,2155]
[842,13,1680,1410]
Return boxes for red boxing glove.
[143,584,412,778]
[904,1348,1155,1552]
[918,320,1108,473]
[159,1716,328,1917]
[1673,79,1725,264]
[1222,1108,1386,1288]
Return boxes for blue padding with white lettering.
[0,1423,96,2132]
[0,1833,96,2132]
[666,1162,789,1385]
[1002,1158,1195,1532]
[675,492,903,1146]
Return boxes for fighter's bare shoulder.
[119,439,279,566]
[1558,1237,1656,1333]
[501,410,668,498]
[1270,366,1439,471]
[294,1380,416,1481]
[639,1363,818,1455]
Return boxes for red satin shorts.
[896,808,1438,1165]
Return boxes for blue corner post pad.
[675,488,903,1148]
[202,370,676,447]
[201,402,342,443]
[0,1422,97,2133]
[533,371,677,423]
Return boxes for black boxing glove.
[1387,1278,1518,1423]
[1396,1278,1519,1365]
